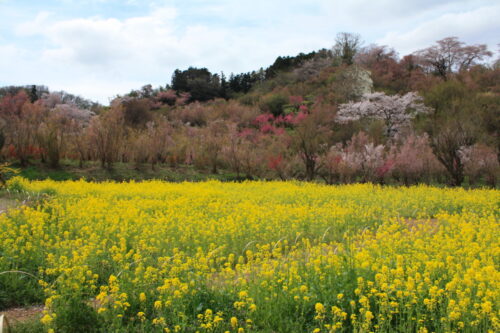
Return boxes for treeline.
[0,34,498,186]
[127,49,333,102]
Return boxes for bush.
[5,176,26,193]
[260,94,289,117]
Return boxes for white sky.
[0,0,498,104]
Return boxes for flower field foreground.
[0,178,499,332]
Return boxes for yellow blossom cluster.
[0,177,498,332]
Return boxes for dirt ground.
[1,305,44,325]
[0,197,18,213]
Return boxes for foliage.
[265,50,329,79]
[331,65,373,102]
[259,93,289,117]
[171,67,223,102]
[0,163,19,187]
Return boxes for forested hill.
[1,34,499,186]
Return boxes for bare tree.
[37,111,68,168]
[431,122,475,186]
[291,105,334,180]
[7,102,44,166]
[333,32,362,65]
[355,44,398,67]
[221,123,245,178]
[144,119,172,170]
[88,107,125,170]
[197,121,228,174]
[459,44,492,71]
[71,121,91,168]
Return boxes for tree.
[7,102,44,166]
[171,67,221,102]
[341,132,389,183]
[293,56,332,82]
[0,126,5,157]
[389,134,442,185]
[291,105,334,180]
[70,121,91,168]
[120,98,152,127]
[415,37,492,80]
[421,80,483,186]
[332,65,373,102]
[460,144,499,187]
[260,94,289,117]
[88,107,125,170]
[494,44,500,69]
[430,122,475,186]
[142,120,171,170]
[196,121,228,173]
[336,92,430,138]
[0,92,44,166]
[221,123,245,178]
[265,51,321,79]
[355,45,410,93]
[29,85,39,103]
[37,109,70,168]
[332,32,362,65]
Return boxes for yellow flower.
[4,180,497,332]
[41,314,53,325]
[315,303,325,313]
[481,301,492,313]
[230,316,238,328]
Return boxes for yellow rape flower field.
[0,177,499,333]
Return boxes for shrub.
[260,94,289,117]
[5,175,25,192]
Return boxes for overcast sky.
[1,0,498,104]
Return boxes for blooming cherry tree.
[336,92,430,138]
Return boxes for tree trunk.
[305,158,316,181]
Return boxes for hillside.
[1,34,499,186]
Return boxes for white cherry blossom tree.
[336,92,430,138]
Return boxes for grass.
[5,159,496,188]
[14,160,246,183]
[10,319,44,333]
